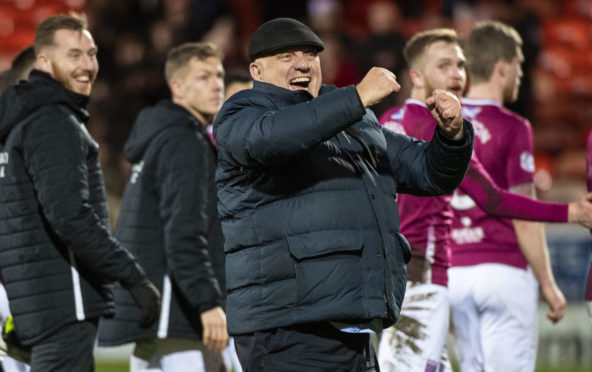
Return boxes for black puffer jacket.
[98,100,224,346]
[214,81,473,335]
[0,70,146,346]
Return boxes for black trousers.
[30,319,98,372]
[234,322,379,372]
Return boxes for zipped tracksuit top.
[98,100,225,345]
[0,70,146,346]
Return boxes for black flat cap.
[248,18,324,62]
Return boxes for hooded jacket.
[0,70,146,346]
[98,100,224,345]
[214,81,473,335]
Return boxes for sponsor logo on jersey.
[383,120,407,135]
[471,119,491,145]
[520,151,535,173]
[391,107,405,121]
[0,152,8,178]
[450,190,476,210]
[451,216,484,244]
[462,106,481,119]
[130,161,144,184]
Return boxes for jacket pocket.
[286,230,363,260]
[286,230,364,306]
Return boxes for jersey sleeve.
[505,118,535,187]
[460,156,568,222]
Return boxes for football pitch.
[94,361,588,372]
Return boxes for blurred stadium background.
[1,0,592,371]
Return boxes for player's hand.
[356,67,401,107]
[541,282,566,323]
[426,89,464,140]
[568,193,592,229]
[200,306,228,352]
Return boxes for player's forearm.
[510,183,556,287]
[512,219,556,287]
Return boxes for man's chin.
[71,84,93,96]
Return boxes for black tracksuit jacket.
[0,70,146,346]
[98,100,224,345]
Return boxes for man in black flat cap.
[213,17,474,371]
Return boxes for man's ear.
[409,67,423,89]
[36,51,52,75]
[249,62,262,81]
[494,59,507,79]
[169,77,183,100]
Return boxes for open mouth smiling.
[290,76,311,89]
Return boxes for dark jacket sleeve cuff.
[350,85,366,114]
[197,298,223,314]
[435,119,474,147]
[119,263,147,289]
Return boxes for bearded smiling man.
[0,13,161,372]
[37,20,97,95]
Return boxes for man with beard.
[0,13,160,371]
[448,21,565,372]
[99,42,229,372]
[377,27,592,372]
[214,17,474,371]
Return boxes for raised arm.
[384,91,473,197]
[214,86,365,167]
[214,67,400,168]
[460,156,592,228]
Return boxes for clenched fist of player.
[426,89,464,140]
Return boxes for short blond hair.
[165,42,223,82]
[403,28,459,68]
[34,13,88,55]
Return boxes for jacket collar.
[28,70,90,123]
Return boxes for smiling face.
[249,47,322,97]
[38,29,98,96]
[413,40,466,99]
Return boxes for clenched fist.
[426,89,464,140]
[356,67,401,108]
[542,282,565,323]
